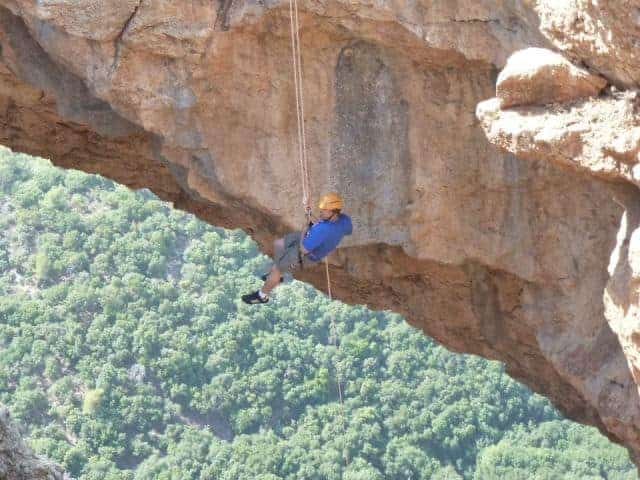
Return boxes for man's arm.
[300,218,316,255]
[301,223,326,254]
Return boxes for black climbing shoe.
[242,291,269,304]
[261,273,284,283]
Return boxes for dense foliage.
[0,149,636,479]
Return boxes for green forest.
[0,148,637,479]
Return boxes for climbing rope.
[287,0,349,465]
[325,256,348,464]
[325,257,345,405]
[288,0,311,211]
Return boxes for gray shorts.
[274,231,316,273]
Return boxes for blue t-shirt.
[302,214,353,262]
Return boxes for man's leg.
[260,233,301,296]
[261,237,287,283]
[260,265,282,296]
[242,233,298,305]
[273,237,284,256]
[242,268,276,304]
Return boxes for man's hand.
[301,220,312,239]
[304,205,319,223]
[299,226,310,255]
[305,217,318,235]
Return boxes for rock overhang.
[0,0,640,469]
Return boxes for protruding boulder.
[497,47,607,108]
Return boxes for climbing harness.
[287,0,349,465]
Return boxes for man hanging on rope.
[242,192,353,304]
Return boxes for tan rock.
[606,186,640,394]
[532,0,640,88]
[497,47,607,108]
[477,3,640,464]
[4,0,141,41]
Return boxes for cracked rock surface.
[1,0,640,470]
[0,406,65,479]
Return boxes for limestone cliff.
[0,0,639,468]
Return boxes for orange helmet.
[318,192,343,210]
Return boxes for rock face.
[533,0,640,88]
[0,0,640,470]
[0,406,65,479]
[476,1,640,467]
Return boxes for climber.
[241,192,353,304]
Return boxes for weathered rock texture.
[0,406,65,479]
[533,0,640,88]
[477,91,640,186]
[477,1,640,467]
[496,47,607,108]
[1,0,640,470]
